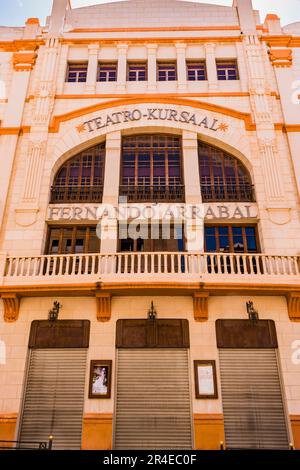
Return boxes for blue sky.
[0,0,299,27]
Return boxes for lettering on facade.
[76,107,229,134]
[47,204,258,222]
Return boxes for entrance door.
[219,349,290,449]
[114,348,192,450]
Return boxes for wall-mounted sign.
[194,360,218,399]
[76,107,229,134]
[47,203,258,222]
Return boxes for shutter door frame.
[113,348,194,450]
[18,348,87,450]
[219,348,290,450]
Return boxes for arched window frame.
[50,143,105,203]
[198,141,254,202]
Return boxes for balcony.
[201,183,255,202]
[50,185,103,203]
[119,185,185,203]
[1,252,299,287]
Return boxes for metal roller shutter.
[19,348,87,450]
[114,349,193,450]
[219,349,289,449]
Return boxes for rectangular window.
[97,63,118,82]
[46,226,100,255]
[157,62,177,81]
[204,225,258,253]
[186,61,207,81]
[216,60,239,81]
[119,223,184,252]
[66,63,88,83]
[128,62,147,81]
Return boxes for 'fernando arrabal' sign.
[47,203,258,222]
[76,106,230,134]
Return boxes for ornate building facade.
[0,0,299,450]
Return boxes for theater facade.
[0,0,300,450]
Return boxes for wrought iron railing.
[50,185,103,203]
[119,185,185,202]
[201,182,255,202]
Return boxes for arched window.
[50,143,105,203]
[198,141,254,202]
[120,134,184,202]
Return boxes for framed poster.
[194,360,218,399]
[89,360,112,399]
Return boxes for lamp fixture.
[246,301,259,322]
[148,301,157,320]
[48,301,62,322]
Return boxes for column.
[235,42,248,92]
[48,0,70,36]
[204,43,218,91]
[15,39,60,228]
[56,44,69,94]
[273,66,300,196]
[101,131,122,254]
[86,44,99,93]
[233,0,257,35]
[116,44,128,92]
[0,60,32,227]
[182,131,204,252]
[176,43,187,91]
[147,44,157,92]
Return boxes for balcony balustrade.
[1,252,299,286]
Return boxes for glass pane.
[233,233,244,253]
[50,239,59,254]
[205,227,216,252]
[120,239,134,252]
[65,239,72,254]
[75,239,84,254]
[89,230,100,253]
[218,227,229,236]
[219,236,230,252]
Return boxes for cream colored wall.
[57,43,245,97]
[66,0,240,29]
[0,295,299,429]
[2,103,299,256]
